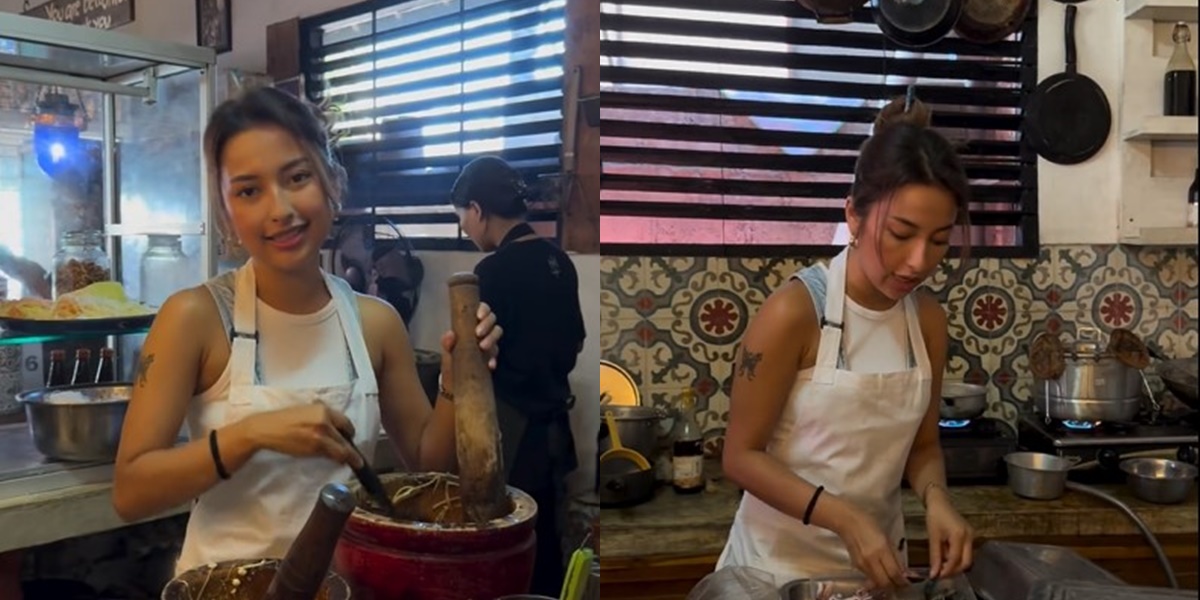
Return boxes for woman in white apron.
[718,96,975,591]
[111,87,501,574]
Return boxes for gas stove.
[940,417,1017,484]
[1017,408,1199,483]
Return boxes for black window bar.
[598,0,1040,258]
[300,0,568,251]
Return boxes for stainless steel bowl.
[16,383,131,462]
[1120,458,1198,505]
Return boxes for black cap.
[449,156,529,217]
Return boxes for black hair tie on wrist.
[210,429,231,480]
[803,485,825,526]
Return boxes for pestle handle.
[447,273,511,523]
[264,483,356,600]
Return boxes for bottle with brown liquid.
[45,350,68,387]
[1165,22,1197,116]
[69,348,92,386]
[94,348,115,383]
[1188,167,1198,228]
[672,389,705,495]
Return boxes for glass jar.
[140,235,189,308]
[52,230,111,298]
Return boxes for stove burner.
[939,419,972,429]
[1062,420,1099,430]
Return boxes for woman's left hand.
[439,302,503,389]
[923,487,974,579]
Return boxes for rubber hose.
[1064,481,1179,589]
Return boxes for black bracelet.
[209,429,231,480]
[803,485,825,525]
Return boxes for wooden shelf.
[1120,226,1198,245]
[1123,116,1200,141]
[1125,0,1198,21]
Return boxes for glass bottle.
[94,348,116,383]
[70,348,92,386]
[52,230,111,298]
[671,389,705,495]
[1188,168,1198,228]
[1165,22,1197,116]
[45,349,68,387]
[139,235,190,308]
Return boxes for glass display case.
[0,13,217,403]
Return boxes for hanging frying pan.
[1023,2,1111,165]
[873,0,963,48]
[954,0,1032,44]
[796,0,870,24]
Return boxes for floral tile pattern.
[600,246,1199,434]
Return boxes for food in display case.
[0,281,152,321]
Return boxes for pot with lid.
[1030,327,1145,422]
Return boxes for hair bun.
[873,95,933,135]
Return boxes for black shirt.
[474,228,586,416]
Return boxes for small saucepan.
[940,382,988,421]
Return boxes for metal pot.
[1120,458,1198,505]
[1032,328,1143,422]
[941,382,988,420]
[598,405,664,463]
[1004,451,1080,500]
[16,383,131,462]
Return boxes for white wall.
[408,251,600,498]
[1035,0,1197,244]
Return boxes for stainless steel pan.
[940,382,988,420]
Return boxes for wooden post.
[447,273,511,523]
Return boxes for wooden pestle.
[447,273,512,523]
[263,483,356,600]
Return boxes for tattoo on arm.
[737,347,764,381]
[136,354,155,387]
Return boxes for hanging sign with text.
[21,0,135,31]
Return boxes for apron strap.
[230,264,259,387]
[324,274,378,391]
[812,249,849,385]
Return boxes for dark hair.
[851,95,972,257]
[203,86,347,234]
[449,155,530,219]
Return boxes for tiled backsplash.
[600,245,1198,436]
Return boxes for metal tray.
[967,541,1123,600]
[1030,580,1194,600]
[0,313,154,334]
[779,570,976,600]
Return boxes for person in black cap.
[451,155,586,596]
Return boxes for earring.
[849,235,858,248]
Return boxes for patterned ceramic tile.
[600,245,1199,434]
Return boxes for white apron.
[176,262,381,574]
[716,248,932,585]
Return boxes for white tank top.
[191,272,353,408]
[841,297,909,374]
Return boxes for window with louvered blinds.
[599,0,1039,258]
[301,0,567,250]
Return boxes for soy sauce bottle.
[93,348,115,383]
[45,350,68,387]
[1165,22,1196,116]
[671,389,705,495]
[69,348,92,386]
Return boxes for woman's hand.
[923,487,974,579]
[439,301,503,394]
[229,403,363,469]
[833,503,908,591]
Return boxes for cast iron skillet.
[873,0,963,48]
[954,0,1033,44]
[796,0,869,24]
[1023,1,1111,165]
